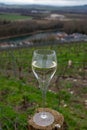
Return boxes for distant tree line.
[63,20,87,34]
[0,19,11,25]
[0,19,87,38]
[0,20,63,38]
[0,7,48,18]
[0,4,87,14]
[0,7,32,15]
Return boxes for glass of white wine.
[32,49,57,126]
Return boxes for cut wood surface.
[28,108,66,130]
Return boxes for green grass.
[0,42,87,129]
[0,13,32,21]
[0,76,87,130]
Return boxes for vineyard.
[0,42,87,130]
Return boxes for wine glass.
[32,49,57,126]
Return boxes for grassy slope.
[0,13,32,21]
[0,42,87,130]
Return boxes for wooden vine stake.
[28,108,66,130]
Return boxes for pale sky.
[0,0,87,6]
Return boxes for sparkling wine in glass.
[32,49,57,126]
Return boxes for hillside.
[0,3,87,14]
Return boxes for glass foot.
[33,112,54,126]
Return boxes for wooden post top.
[28,108,65,130]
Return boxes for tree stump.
[28,108,65,130]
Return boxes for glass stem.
[41,89,47,118]
[42,89,46,109]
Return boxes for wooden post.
[28,108,66,130]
